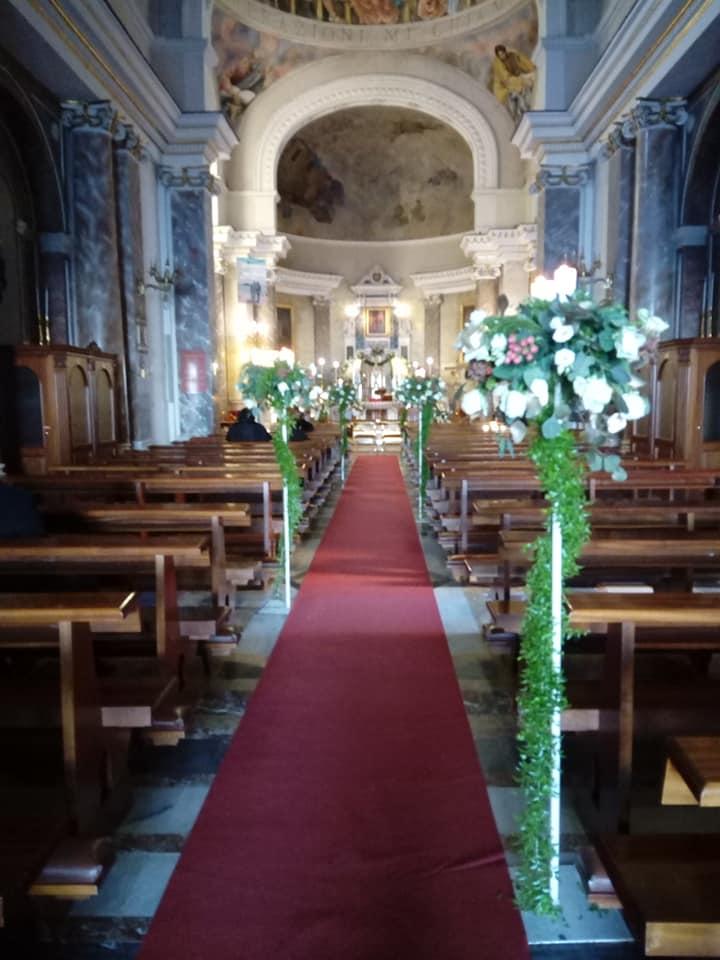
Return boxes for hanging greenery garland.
[237,360,316,583]
[457,294,667,913]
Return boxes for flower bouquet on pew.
[456,293,667,915]
[395,371,448,511]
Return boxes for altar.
[363,399,399,421]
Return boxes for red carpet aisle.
[139,455,529,960]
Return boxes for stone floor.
[0,452,656,959]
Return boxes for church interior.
[2,0,720,957]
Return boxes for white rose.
[606,412,627,433]
[490,333,507,355]
[554,348,576,374]
[622,391,648,420]
[576,376,613,413]
[550,317,574,343]
[277,381,289,395]
[643,313,668,336]
[466,345,491,362]
[468,330,483,349]
[461,388,487,417]
[615,326,646,361]
[469,308,487,325]
[529,378,549,407]
[502,389,528,420]
[509,419,527,444]
[309,386,322,401]
[492,382,508,407]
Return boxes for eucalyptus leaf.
[541,416,563,439]
[587,451,603,472]
[602,453,621,473]
[611,466,628,481]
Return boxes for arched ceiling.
[276,106,474,240]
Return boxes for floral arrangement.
[457,298,667,480]
[457,294,667,915]
[327,379,361,457]
[238,360,314,576]
[357,346,395,367]
[395,373,448,506]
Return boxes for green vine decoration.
[419,402,434,505]
[514,429,590,914]
[272,417,303,575]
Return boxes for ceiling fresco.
[275,107,474,241]
[212,2,538,131]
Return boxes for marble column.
[258,273,278,350]
[423,295,442,366]
[312,296,331,362]
[62,102,124,355]
[160,165,219,439]
[38,232,72,344]
[627,99,687,331]
[115,125,150,446]
[533,164,592,274]
[603,140,635,307]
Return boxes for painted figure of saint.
[491,44,536,122]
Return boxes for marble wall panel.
[171,188,215,438]
[539,188,580,274]
[608,145,634,307]
[313,298,331,362]
[678,246,707,338]
[630,125,680,331]
[424,297,442,366]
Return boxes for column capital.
[624,97,688,136]
[61,100,117,133]
[311,295,330,308]
[530,164,592,195]
[158,164,222,194]
[461,225,537,269]
[423,294,444,308]
[115,122,147,161]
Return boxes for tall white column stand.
[340,408,346,483]
[281,420,292,612]
[417,410,424,521]
[550,509,563,904]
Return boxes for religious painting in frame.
[276,304,293,350]
[364,306,390,338]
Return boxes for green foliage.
[514,429,590,914]
[271,421,302,577]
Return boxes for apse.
[276,106,474,242]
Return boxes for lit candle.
[44,288,49,320]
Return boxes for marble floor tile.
[519,865,632,945]
[117,785,210,836]
[70,853,180,918]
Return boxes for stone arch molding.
[228,62,508,232]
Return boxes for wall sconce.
[344,302,361,319]
[137,261,180,298]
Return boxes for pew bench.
[662,736,720,807]
[594,833,720,957]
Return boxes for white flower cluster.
[456,297,669,466]
[395,374,447,409]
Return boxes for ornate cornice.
[214,0,531,51]
[213,227,291,270]
[410,267,476,297]
[276,267,342,298]
[461,224,537,268]
[158,165,222,194]
[61,99,117,133]
[530,164,593,195]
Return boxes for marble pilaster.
[605,143,635,307]
[676,234,708,338]
[213,265,229,421]
[423,295,442,365]
[627,99,687,332]
[62,102,124,356]
[160,166,219,439]
[532,165,592,274]
[115,125,150,446]
[312,297,330,362]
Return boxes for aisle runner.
[139,455,529,960]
